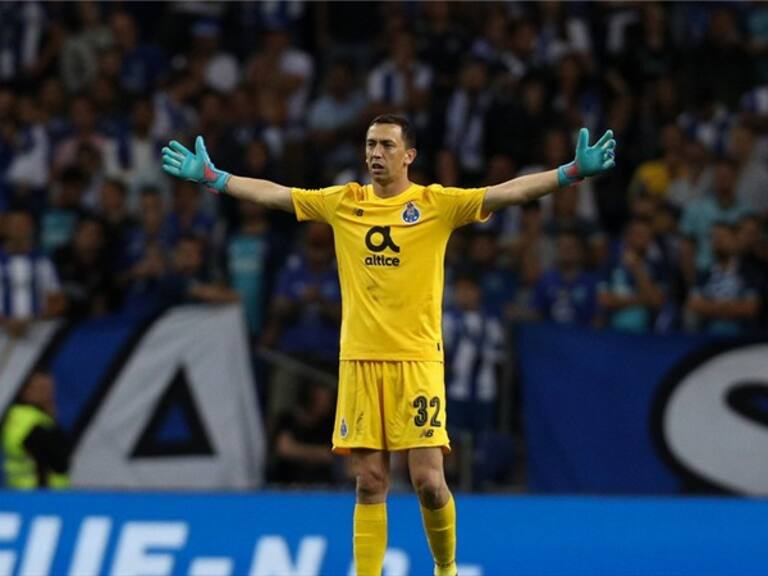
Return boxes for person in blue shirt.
[534,229,599,327]
[686,221,761,335]
[599,217,666,333]
[443,272,504,434]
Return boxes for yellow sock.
[420,494,457,576]
[353,502,387,576]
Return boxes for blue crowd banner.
[1,491,767,576]
[515,323,768,495]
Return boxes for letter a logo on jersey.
[402,201,421,224]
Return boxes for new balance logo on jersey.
[364,226,401,267]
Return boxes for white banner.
[70,305,265,489]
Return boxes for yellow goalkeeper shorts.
[332,360,450,454]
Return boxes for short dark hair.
[369,114,416,148]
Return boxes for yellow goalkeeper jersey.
[291,182,488,362]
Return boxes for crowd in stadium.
[1,2,768,487]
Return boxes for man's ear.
[404,147,417,166]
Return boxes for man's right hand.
[161,135,231,193]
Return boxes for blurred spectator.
[533,230,599,327]
[443,272,505,434]
[680,157,752,275]
[686,221,760,335]
[163,180,215,249]
[666,138,713,210]
[40,166,91,254]
[367,31,432,129]
[52,96,109,175]
[4,94,50,200]
[121,187,172,306]
[60,1,113,94]
[728,123,768,217]
[307,60,366,181]
[110,10,167,95]
[159,234,238,306]
[536,2,593,66]
[736,215,768,329]
[1,370,70,489]
[227,200,271,337]
[418,1,468,100]
[599,217,666,333]
[544,183,606,267]
[103,97,165,202]
[270,381,336,485]
[0,2,48,84]
[245,24,314,135]
[98,178,138,264]
[0,211,65,337]
[621,2,677,85]
[503,201,553,323]
[628,124,686,200]
[688,7,752,109]
[464,230,516,319]
[443,58,492,184]
[262,222,341,362]
[188,19,240,94]
[54,216,117,318]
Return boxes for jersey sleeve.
[433,185,491,229]
[290,185,346,224]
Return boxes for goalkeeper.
[162,115,615,576]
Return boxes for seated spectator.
[628,124,687,200]
[40,166,92,254]
[164,180,215,249]
[98,178,138,267]
[270,381,337,485]
[686,221,760,335]
[102,97,166,203]
[227,200,271,337]
[159,234,239,306]
[443,57,493,184]
[599,217,666,333]
[262,222,341,364]
[307,60,366,181]
[367,31,432,129]
[1,370,70,489]
[464,229,516,318]
[0,211,65,337]
[443,272,505,435]
[544,184,607,267]
[54,216,118,318]
[680,156,752,276]
[122,186,173,301]
[728,123,768,218]
[736,215,768,330]
[533,230,599,327]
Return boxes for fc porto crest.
[402,201,421,224]
[340,417,348,438]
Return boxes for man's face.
[5,212,34,252]
[21,372,55,414]
[713,163,736,201]
[557,235,583,269]
[365,123,415,185]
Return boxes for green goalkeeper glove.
[161,135,231,194]
[557,128,616,188]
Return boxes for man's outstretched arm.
[482,128,616,213]
[162,136,294,212]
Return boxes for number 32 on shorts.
[412,395,442,427]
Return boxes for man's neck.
[372,177,412,199]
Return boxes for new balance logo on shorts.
[420,429,434,438]
[364,226,401,267]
